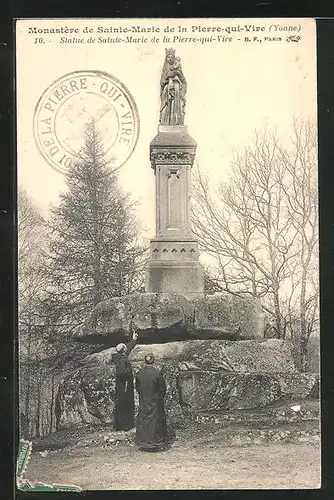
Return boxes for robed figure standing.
[112,330,138,431]
[159,48,187,126]
[135,353,168,451]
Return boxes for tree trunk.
[49,373,56,434]
[299,227,311,372]
[35,366,43,437]
[273,288,284,338]
[23,320,32,425]
[299,337,309,372]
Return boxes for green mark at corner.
[16,439,32,479]
[16,439,82,492]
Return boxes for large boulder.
[191,293,265,340]
[56,363,116,430]
[89,339,296,373]
[73,293,194,344]
[73,292,266,344]
[178,371,319,412]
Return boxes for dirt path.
[26,439,321,490]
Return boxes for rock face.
[132,339,296,373]
[73,292,265,344]
[178,371,318,412]
[56,361,319,430]
[56,339,318,430]
[277,372,319,399]
[56,363,116,430]
[179,372,281,411]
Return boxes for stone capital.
[150,147,196,170]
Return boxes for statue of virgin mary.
[159,48,187,126]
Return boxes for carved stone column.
[147,125,204,299]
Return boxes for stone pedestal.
[148,126,204,299]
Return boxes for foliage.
[43,120,147,330]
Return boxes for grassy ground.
[25,424,321,490]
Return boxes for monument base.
[147,260,204,299]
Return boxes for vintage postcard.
[16,18,320,490]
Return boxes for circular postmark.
[34,70,140,174]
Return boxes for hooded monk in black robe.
[112,331,138,431]
[135,353,168,451]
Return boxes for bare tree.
[277,119,318,369]
[18,188,49,436]
[192,119,318,368]
[18,188,47,300]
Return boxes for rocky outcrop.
[89,339,296,373]
[73,292,265,344]
[56,292,317,431]
[56,342,318,430]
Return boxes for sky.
[16,18,317,243]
